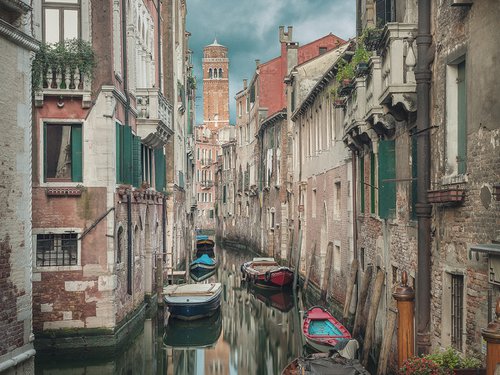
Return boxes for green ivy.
[32,39,96,90]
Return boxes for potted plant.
[399,356,452,375]
[336,58,355,96]
[352,43,371,77]
[426,347,485,375]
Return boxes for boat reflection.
[164,308,222,348]
[245,281,295,313]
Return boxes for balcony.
[378,23,418,112]
[136,88,174,148]
[33,40,94,108]
[200,180,214,189]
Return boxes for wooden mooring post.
[352,264,373,338]
[482,298,500,375]
[392,270,415,368]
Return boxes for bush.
[426,347,482,370]
[399,357,453,375]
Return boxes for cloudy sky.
[186,0,356,124]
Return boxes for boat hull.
[190,267,217,282]
[302,306,351,352]
[164,283,222,321]
[242,259,294,289]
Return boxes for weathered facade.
[0,1,38,373]
[224,27,346,255]
[29,0,188,350]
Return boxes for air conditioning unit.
[451,0,473,6]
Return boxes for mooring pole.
[482,298,500,374]
[393,270,415,368]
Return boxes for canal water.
[35,245,305,375]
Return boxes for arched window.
[208,68,212,79]
[219,68,223,78]
[116,226,123,263]
[213,68,218,79]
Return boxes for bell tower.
[202,39,229,132]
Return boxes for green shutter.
[360,156,365,213]
[378,139,396,219]
[116,123,122,183]
[123,126,133,184]
[71,125,83,182]
[457,61,467,174]
[154,148,166,192]
[132,135,142,188]
[43,124,47,182]
[370,152,376,214]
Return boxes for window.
[370,152,376,214]
[44,123,82,182]
[142,145,153,185]
[375,0,395,26]
[451,274,464,350]
[219,68,223,78]
[319,47,327,55]
[208,68,212,79]
[43,0,80,44]
[333,242,341,272]
[446,59,467,176]
[359,156,365,213]
[334,182,341,219]
[116,226,123,263]
[238,101,242,117]
[312,189,317,218]
[270,209,275,229]
[36,233,78,267]
[116,123,142,187]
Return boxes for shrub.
[399,357,452,375]
[425,347,482,370]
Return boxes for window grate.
[451,274,464,350]
[36,233,78,267]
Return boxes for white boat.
[163,283,222,320]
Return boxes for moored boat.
[281,353,369,375]
[241,257,294,289]
[247,283,294,312]
[163,283,222,320]
[189,254,218,282]
[302,306,352,352]
[196,238,215,258]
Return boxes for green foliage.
[425,347,483,370]
[399,357,452,375]
[336,58,355,83]
[361,27,383,51]
[32,39,96,90]
[352,43,370,66]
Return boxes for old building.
[225,27,345,256]
[29,0,188,351]
[195,39,231,231]
[0,1,38,373]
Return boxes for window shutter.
[378,139,396,219]
[411,135,417,220]
[360,156,365,213]
[43,124,47,182]
[370,152,376,214]
[71,125,83,182]
[132,135,142,187]
[154,148,165,192]
[115,123,122,183]
[123,125,133,184]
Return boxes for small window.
[208,68,212,79]
[334,182,341,218]
[319,47,327,55]
[36,233,78,267]
[44,124,82,182]
[219,68,223,78]
[116,226,123,263]
[333,242,341,272]
[451,274,464,350]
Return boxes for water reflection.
[35,245,303,374]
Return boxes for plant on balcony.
[352,43,370,77]
[362,27,383,52]
[336,58,355,96]
[32,39,95,90]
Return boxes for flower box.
[427,188,465,204]
[333,98,346,108]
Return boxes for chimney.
[279,25,293,43]
[243,79,247,89]
[286,42,299,75]
[255,59,260,67]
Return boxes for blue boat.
[190,254,217,282]
[196,238,215,258]
[196,234,209,241]
[163,283,222,320]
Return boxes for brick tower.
[202,39,229,131]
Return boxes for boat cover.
[192,254,216,265]
[298,356,369,375]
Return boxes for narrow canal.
[35,244,306,374]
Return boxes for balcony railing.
[200,180,214,189]
[136,88,174,148]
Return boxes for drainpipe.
[415,0,432,355]
[156,0,162,91]
[352,151,358,261]
[356,0,362,37]
[127,190,133,295]
[121,0,130,126]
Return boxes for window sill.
[39,181,84,188]
[34,265,82,272]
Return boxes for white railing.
[136,88,173,146]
